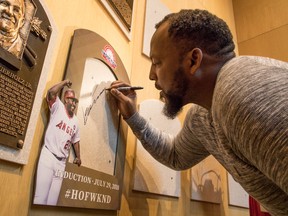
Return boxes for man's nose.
[4,6,14,15]
[149,66,156,81]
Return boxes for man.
[0,0,25,58]
[109,9,288,216]
[34,79,81,205]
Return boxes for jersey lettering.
[64,140,72,150]
[55,120,75,136]
[66,126,72,135]
[56,121,63,129]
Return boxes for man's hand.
[65,79,72,88]
[109,81,138,119]
[73,157,81,167]
[47,79,72,101]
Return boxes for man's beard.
[161,66,188,119]
[162,94,183,119]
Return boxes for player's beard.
[66,103,75,117]
[161,66,188,119]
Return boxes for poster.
[191,155,222,204]
[227,173,249,208]
[142,0,171,57]
[33,29,129,210]
[133,99,181,197]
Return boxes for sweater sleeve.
[126,106,210,170]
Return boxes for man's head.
[64,89,78,117]
[0,0,25,39]
[149,9,235,118]
[156,9,235,58]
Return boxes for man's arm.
[109,81,209,170]
[47,79,72,101]
[72,141,81,167]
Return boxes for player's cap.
[64,89,79,103]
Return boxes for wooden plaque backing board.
[59,29,129,210]
[33,29,129,210]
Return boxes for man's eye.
[152,61,160,66]
[14,7,21,14]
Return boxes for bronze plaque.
[0,0,52,149]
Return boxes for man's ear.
[187,48,203,73]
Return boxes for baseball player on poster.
[33,79,81,205]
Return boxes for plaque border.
[99,0,135,41]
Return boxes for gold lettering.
[0,67,33,137]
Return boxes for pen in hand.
[106,86,144,91]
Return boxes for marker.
[106,86,144,91]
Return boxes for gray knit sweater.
[126,56,288,216]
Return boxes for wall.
[0,0,248,216]
[233,0,288,62]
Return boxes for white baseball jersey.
[44,96,80,158]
